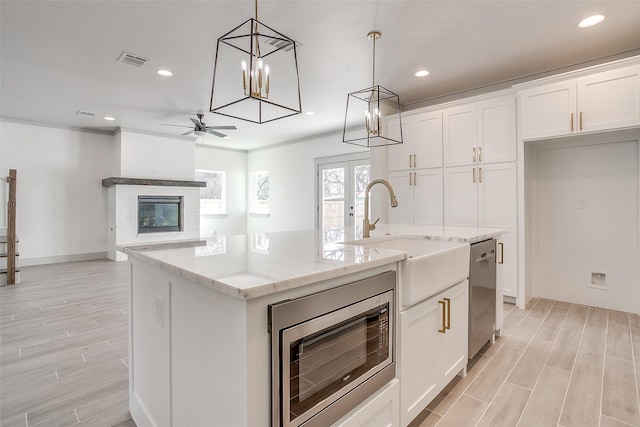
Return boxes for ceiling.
[2,1,640,151]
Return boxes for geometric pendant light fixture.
[343,31,403,147]
[209,0,302,124]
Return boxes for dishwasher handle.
[474,248,495,263]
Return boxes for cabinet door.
[387,117,414,172]
[412,111,443,169]
[519,81,576,140]
[443,166,478,227]
[388,171,413,224]
[477,96,516,163]
[413,168,443,226]
[332,379,399,427]
[437,281,469,386]
[578,65,640,133]
[443,103,478,167]
[399,300,439,427]
[478,162,517,298]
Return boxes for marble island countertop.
[120,224,504,300]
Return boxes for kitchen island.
[122,225,503,427]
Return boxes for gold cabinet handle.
[438,300,446,333]
[479,167,483,183]
[580,111,583,130]
[571,112,574,131]
[409,155,412,168]
[472,147,476,163]
[472,167,476,183]
[478,146,483,163]
[409,172,412,186]
[413,154,417,168]
[498,242,504,264]
[444,297,451,330]
[413,172,417,186]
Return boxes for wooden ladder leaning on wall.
[4,169,17,285]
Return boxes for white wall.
[194,143,248,236]
[529,132,640,313]
[246,132,369,233]
[0,120,113,265]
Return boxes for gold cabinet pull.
[498,242,504,264]
[472,168,476,183]
[478,146,483,162]
[472,147,477,163]
[438,300,446,333]
[409,172,412,186]
[413,172,417,186]
[413,154,417,168]
[580,111,583,130]
[479,167,483,183]
[571,112,574,131]
[409,155,412,168]
[444,298,451,330]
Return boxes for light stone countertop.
[121,225,504,300]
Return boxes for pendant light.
[209,0,302,124]
[343,31,403,147]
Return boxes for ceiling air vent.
[264,38,301,52]
[76,110,96,117]
[117,51,149,67]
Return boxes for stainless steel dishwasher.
[468,238,497,359]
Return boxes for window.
[195,169,226,215]
[251,170,269,215]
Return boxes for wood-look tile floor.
[0,260,134,427]
[2,260,640,427]
[412,298,640,427]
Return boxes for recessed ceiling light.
[305,111,315,116]
[415,70,430,77]
[578,15,605,28]
[104,116,116,121]
[156,69,174,77]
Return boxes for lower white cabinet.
[399,281,468,427]
[388,169,443,225]
[332,379,400,427]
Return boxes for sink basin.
[353,237,470,307]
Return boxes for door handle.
[580,111,583,130]
[444,298,451,330]
[571,112,574,131]
[413,172,417,186]
[498,242,504,264]
[409,155,412,168]
[479,167,483,183]
[472,147,476,163]
[438,300,446,333]
[472,168,476,183]
[409,172,413,186]
[478,146,482,162]
[413,154,417,168]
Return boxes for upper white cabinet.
[443,95,516,167]
[520,64,640,140]
[388,169,443,226]
[387,111,443,172]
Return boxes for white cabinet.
[520,64,640,140]
[443,95,516,167]
[388,169,443,225]
[399,281,468,427]
[444,163,517,298]
[332,379,400,427]
[387,111,443,172]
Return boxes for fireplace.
[138,196,183,233]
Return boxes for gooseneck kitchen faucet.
[363,179,398,238]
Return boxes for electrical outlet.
[154,295,165,327]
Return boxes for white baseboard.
[20,251,108,267]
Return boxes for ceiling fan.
[161,113,237,138]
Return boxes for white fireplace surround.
[104,178,201,261]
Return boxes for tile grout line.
[548,303,586,427]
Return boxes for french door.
[317,158,370,238]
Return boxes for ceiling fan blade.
[206,129,227,138]
[189,117,202,127]
[161,124,192,128]
[182,130,195,136]
[205,126,237,130]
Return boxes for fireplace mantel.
[102,177,206,188]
